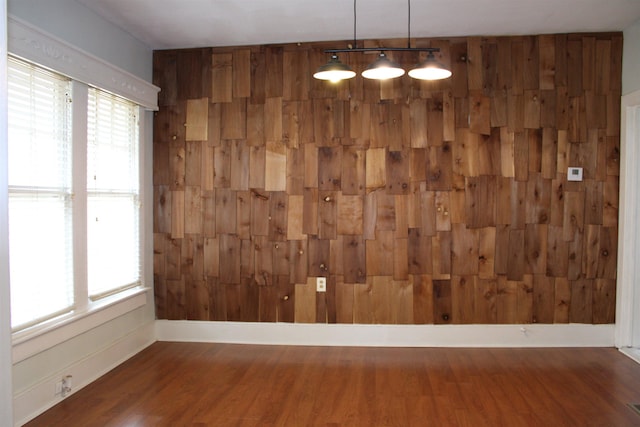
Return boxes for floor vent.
[628,404,640,416]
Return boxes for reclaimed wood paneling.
[154,32,621,325]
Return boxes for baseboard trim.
[620,347,640,364]
[156,321,615,348]
[13,321,156,427]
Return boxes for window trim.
[7,16,157,360]
[8,16,159,110]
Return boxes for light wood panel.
[153,32,621,325]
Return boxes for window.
[8,57,142,331]
[8,58,74,329]
[87,89,140,299]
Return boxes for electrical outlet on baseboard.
[316,277,326,292]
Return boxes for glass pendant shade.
[408,52,452,80]
[361,52,405,80]
[313,54,356,82]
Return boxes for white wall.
[623,18,640,95]
[1,0,16,424]
[7,0,151,80]
[5,0,156,424]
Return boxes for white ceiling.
[75,0,640,50]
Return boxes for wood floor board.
[25,342,640,426]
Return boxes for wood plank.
[318,190,337,240]
[341,146,366,195]
[474,278,497,324]
[366,147,386,190]
[593,279,616,324]
[185,98,209,141]
[213,141,231,188]
[287,195,305,240]
[265,140,287,191]
[546,225,569,278]
[221,98,247,140]
[539,35,556,90]
[366,230,394,276]
[427,143,453,191]
[562,191,585,241]
[451,275,475,324]
[451,223,479,276]
[219,233,240,284]
[268,191,288,242]
[469,91,491,136]
[413,275,434,324]
[432,231,452,280]
[303,187,319,236]
[506,229,525,281]
[569,279,593,323]
[532,275,554,324]
[496,276,518,324]
[343,235,366,284]
[276,275,294,322]
[524,224,548,275]
[283,50,309,101]
[230,140,250,191]
[335,279,354,323]
[386,149,411,195]
[478,227,496,279]
[211,53,232,103]
[307,235,330,277]
[286,146,304,194]
[289,239,308,284]
[318,146,342,191]
[184,186,202,234]
[171,190,185,239]
[554,277,571,323]
[337,194,364,235]
[294,279,317,323]
[408,228,432,275]
[465,176,497,228]
[525,174,551,224]
[517,274,534,323]
[215,188,236,235]
[433,280,452,324]
[232,49,251,98]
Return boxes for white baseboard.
[156,320,615,348]
[620,347,640,364]
[13,321,156,427]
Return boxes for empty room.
[4,0,640,425]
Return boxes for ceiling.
[75,0,640,50]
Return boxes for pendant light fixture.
[361,52,405,80]
[313,54,356,82]
[313,0,452,83]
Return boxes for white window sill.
[12,287,150,363]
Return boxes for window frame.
[7,17,159,362]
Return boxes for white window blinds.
[7,57,74,329]
[87,88,141,298]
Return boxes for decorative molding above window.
[7,16,159,110]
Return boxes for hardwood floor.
[25,342,640,426]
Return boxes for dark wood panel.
[153,32,621,326]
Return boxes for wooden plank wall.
[152,33,621,325]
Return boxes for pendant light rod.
[324,47,441,54]
[407,0,411,49]
[353,0,357,49]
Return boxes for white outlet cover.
[316,277,326,292]
[567,167,583,182]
